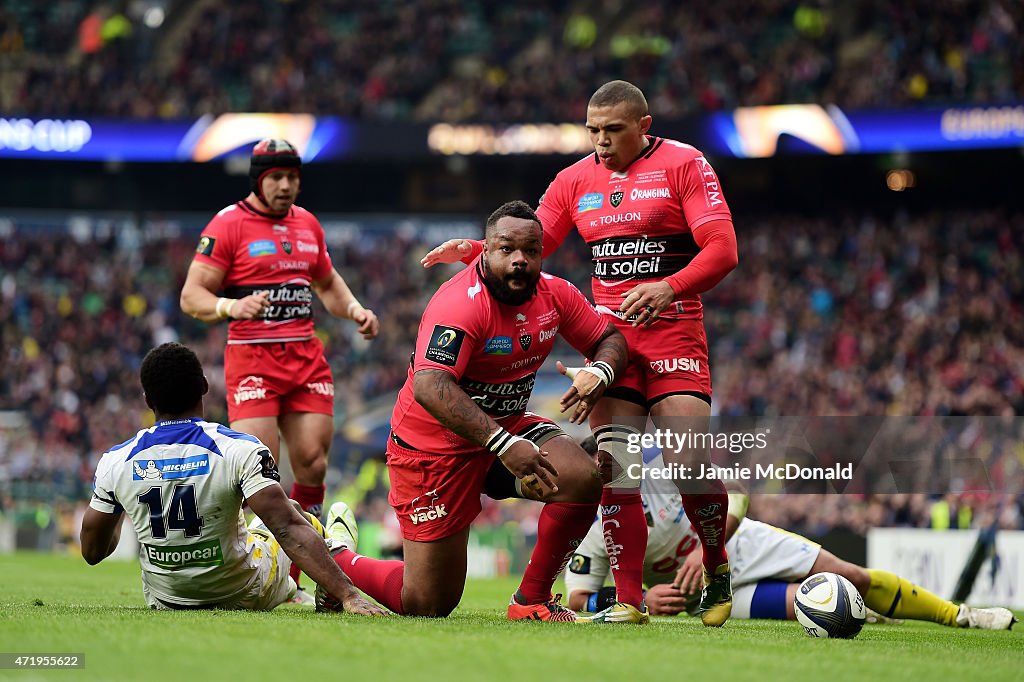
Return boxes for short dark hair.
[485,200,541,237]
[140,343,205,416]
[589,80,649,119]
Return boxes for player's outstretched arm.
[313,270,379,340]
[420,239,482,268]
[80,507,124,565]
[413,369,559,495]
[247,484,386,616]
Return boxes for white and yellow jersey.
[90,417,281,607]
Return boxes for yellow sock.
[865,569,960,627]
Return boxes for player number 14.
[138,484,203,538]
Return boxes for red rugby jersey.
[391,262,608,454]
[536,136,732,320]
[193,200,334,342]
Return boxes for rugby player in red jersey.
[421,81,738,626]
[318,200,628,620]
[180,139,379,604]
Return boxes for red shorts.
[224,337,334,422]
[387,413,560,542]
[608,317,711,406]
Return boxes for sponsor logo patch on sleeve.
[569,554,591,574]
[196,236,216,256]
[424,325,466,366]
[258,448,280,481]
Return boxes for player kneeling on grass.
[318,200,628,621]
[565,447,1016,631]
[80,342,385,615]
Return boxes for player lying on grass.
[565,446,1016,630]
[80,342,385,614]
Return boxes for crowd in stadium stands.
[2,1,1021,120]
[1,207,1022,544]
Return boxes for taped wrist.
[215,297,236,320]
[486,427,527,458]
[564,361,615,387]
[594,424,643,489]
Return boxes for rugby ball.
[794,572,866,639]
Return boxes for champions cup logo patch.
[578,192,604,212]
[569,554,591,574]
[132,455,210,481]
[610,190,624,207]
[196,236,215,256]
[484,336,513,355]
[424,325,466,366]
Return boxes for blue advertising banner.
[2,105,1022,161]
[0,114,355,162]
[704,104,1024,158]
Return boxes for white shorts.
[728,519,819,618]
[143,530,296,611]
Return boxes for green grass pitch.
[1,552,1021,682]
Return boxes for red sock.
[680,480,730,571]
[334,549,405,615]
[517,502,597,604]
[289,483,325,585]
[599,489,647,607]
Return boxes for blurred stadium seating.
[0,1,1021,558]
[2,1,1021,120]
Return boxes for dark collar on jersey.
[593,135,664,172]
[239,199,292,219]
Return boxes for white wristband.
[563,361,614,387]
[485,427,530,458]
[216,297,236,320]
